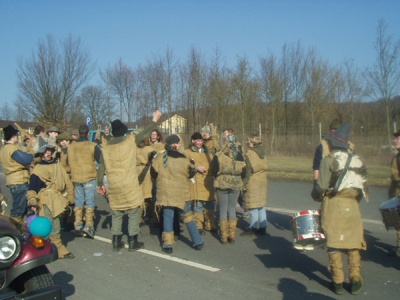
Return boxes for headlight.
[0,236,17,260]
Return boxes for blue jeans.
[163,202,203,248]
[9,183,28,217]
[193,200,215,214]
[249,207,267,229]
[74,180,96,208]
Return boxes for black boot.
[128,235,144,251]
[112,235,125,251]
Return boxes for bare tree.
[1,103,13,120]
[365,19,400,146]
[259,54,284,153]
[101,59,137,123]
[303,49,331,136]
[16,34,93,126]
[79,85,114,127]
[231,56,255,140]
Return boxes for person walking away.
[151,134,204,254]
[97,110,162,252]
[240,134,268,236]
[27,143,74,259]
[311,123,368,295]
[211,134,246,244]
[0,125,34,225]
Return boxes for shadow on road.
[363,229,400,271]
[52,271,75,298]
[253,210,332,292]
[278,278,336,299]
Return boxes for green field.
[268,155,391,187]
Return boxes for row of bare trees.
[8,20,400,154]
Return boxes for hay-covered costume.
[211,134,246,244]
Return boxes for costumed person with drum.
[27,143,75,259]
[151,134,204,254]
[387,129,400,257]
[240,134,268,236]
[211,134,246,244]
[311,123,368,296]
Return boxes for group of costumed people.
[5,112,400,297]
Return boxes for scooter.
[0,214,62,299]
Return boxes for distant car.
[89,129,137,143]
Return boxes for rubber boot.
[82,206,95,239]
[128,235,144,251]
[50,236,74,259]
[328,250,344,287]
[228,218,238,244]
[219,220,229,245]
[204,209,217,232]
[73,207,84,237]
[112,235,125,251]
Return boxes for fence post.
[318,122,322,141]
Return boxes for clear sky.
[1,0,399,108]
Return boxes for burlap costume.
[27,161,73,218]
[183,147,214,201]
[0,143,31,186]
[27,158,74,258]
[312,123,367,294]
[244,148,268,209]
[313,145,367,291]
[184,143,215,231]
[318,153,367,250]
[151,150,191,210]
[102,134,144,210]
[68,140,97,184]
[136,145,155,199]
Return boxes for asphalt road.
[1,174,399,299]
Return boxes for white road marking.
[94,235,220,272]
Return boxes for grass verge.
[268,155,390,187]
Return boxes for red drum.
[379,197,400,230]
[291,210,326,250]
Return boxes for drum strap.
[330,154,352,197]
